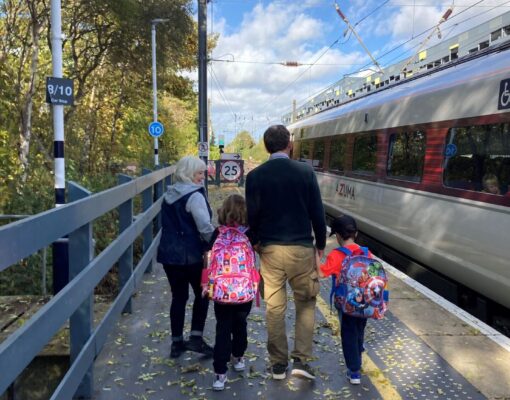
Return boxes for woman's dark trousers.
[213,301,252,374]
[163,263,209,340]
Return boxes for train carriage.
[288,44,510,311]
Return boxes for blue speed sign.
[148,121,164,137]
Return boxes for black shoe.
[291,358,316,380]
[186,336,213,356]
[271,363,288,380]
[170,340,186,358]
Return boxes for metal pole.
[51,0,65,206]
[198,0,208,193]
[151,22,159,167]
[51,0,68,294]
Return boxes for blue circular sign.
[148,121,164,138]
[445,143,457,157]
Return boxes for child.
[482,173,501,195]
[209,194,256,391]
[318,214,372,385]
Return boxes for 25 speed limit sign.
[220,161,242,181]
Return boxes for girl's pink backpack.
[201,226,260,304]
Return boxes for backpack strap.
[336,246,352,256]
[337,245,369,257]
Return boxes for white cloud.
[207,1,370,138]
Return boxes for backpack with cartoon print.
[202,226,260,304]
[330,246,389,319]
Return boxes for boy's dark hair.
[263,125,290,154]
[217,194,248,226]
[330,214,357,241]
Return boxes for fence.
[0,166,173,399]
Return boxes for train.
[287,42,510,311]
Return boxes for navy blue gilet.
[157,188,212,266]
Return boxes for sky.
[193,0,510,143]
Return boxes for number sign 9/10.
[46,77,74,106]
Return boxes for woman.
[157,156,215,358]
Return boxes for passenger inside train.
[482,173,502,195]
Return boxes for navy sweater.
[246,157,327,250]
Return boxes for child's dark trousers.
[213,301,253,374]
[339,311,367,373]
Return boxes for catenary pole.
[198,0,209,193]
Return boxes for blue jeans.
[339,311,367,373]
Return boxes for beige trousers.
[259,245,320,365]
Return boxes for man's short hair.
[263,125,290,154]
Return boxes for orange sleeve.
[320,250,345,278]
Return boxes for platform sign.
[46,77,74,105]
[148,121,164,138]
[198,141,209,157]
[220,160,242,182]
[220,152,241,160]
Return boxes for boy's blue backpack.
[330,246,389,319]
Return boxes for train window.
[313,140,325,169]
[299,140,312,164]
[329,137,347,173]
[353,134,377,175]
[443,124,510,195]
[387,131,426,182]
[479,40,489,50]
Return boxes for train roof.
[288,44,510,139]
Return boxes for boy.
[318,214,371,385]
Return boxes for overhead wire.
[292,0,491,108]
[209,64,236,121]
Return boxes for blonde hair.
[483,173,499,187]
[217,194,248,226]
[174,156,206,183]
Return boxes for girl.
[208,194,257,391]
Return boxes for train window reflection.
[443,123,510,195]
[298,139,324,169]
[299,140,312,163]
[387,131,425,182]
[353,134,377,175]
[330,137,347,173]
[313,140,325,169]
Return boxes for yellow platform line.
[316,295,402,400]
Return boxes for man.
[246,125,327,380]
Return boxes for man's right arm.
[245,172,260,246]
[308,170,327,250]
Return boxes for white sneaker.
[212,374,227,391]
[232,356,246,372]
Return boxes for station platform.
[92,231,510,400]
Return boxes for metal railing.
[0,166,173,399]
[0,215,48,296]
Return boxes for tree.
[0,0,205,214]
[226,130,255,155]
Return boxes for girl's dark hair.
[217,194,248,226]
